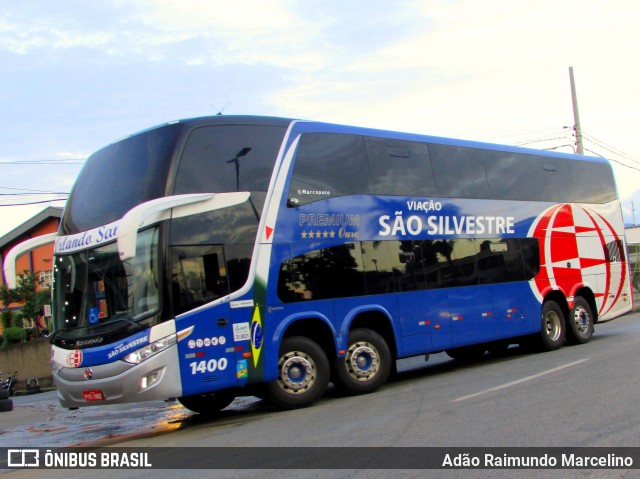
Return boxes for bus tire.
[539,300,566,351]
[178,391,235,415]
[333,328,392,395]
[267,336,329,409]
[566,296,594,344]
[0,398,13,412]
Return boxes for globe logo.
[527,203,628,317]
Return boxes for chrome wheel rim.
[277,351,316,395]
[544,310,562,342]
[572,305,591,336]
[345,341,380,381]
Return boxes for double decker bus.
[4,115,632,412]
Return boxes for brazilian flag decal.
[250,304,263,368]
[249,277,267,378]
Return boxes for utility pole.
[569,66,584,155]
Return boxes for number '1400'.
[189,358,228,375]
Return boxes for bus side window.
[278,245,366,301]
[394,240,428,292]
[174,125,285,194]
[521,238,541,279]
[360,241,398,295]
[171,245,230,315]
[567,161,617,204]
[604,239,625,263]
[483,151,533,201]
[365,138,437,197]
[429,144,490,199]
[288,133,373,207]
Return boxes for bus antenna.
[212,102,230,116]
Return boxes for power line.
[471,126,566,142]
[0,186,68,194]
[582,132,640,165]
[514,135,573,147]
[582,147,640,174]
[0,198,67,207]
[0,192,68,196]
[0,159,84,165]
[478,126,640,177]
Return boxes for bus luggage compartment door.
[177,304,238,396]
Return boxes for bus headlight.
[123,334,177,365]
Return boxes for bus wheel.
[178,391,235,415]
[566,296,594,344]
[539,300,566,351]
[333,328,391,395]
[267,336,329,409]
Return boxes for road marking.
[452,358,590,403]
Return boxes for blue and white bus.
[4,116,632,412]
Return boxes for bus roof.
[114,115,609,166]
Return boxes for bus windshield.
[62,123,183,234]
[52,228,160,347]
[52,118,289,346]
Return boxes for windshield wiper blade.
[49,327,74,343]
[101,314,145,332]
[51,316,143,343]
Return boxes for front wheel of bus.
[333,328,392,395]
[539,300,566,351]
[566,296,594,344]
[267,336,330,409]
[178,391,235,416]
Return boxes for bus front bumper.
[52,346,182,409]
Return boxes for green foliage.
[0,282,17,310]
[1,285,15,346]
[1,271,51,343]
[3,326,26,344]
[11,313,22,328]
[1,309,12,332]
[15,273,50,321]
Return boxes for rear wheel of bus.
[539,300,566,351]
[333,328,392,395]
[178,391,236,415]
[566,296,594,344]
[267,336,330,409]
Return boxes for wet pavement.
[0,390,185,448]
[0,390,261,448]
[0,353,510,449]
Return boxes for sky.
[2,0,640,238]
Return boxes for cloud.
[1,0,640,232]
[2,1,322,66]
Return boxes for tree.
[0,282,20,346]
[1,282,16,330]
[15,272,51,338]
[1,272,51,344]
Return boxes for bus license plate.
[83,389,105,401]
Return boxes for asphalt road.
[2,310,640,479]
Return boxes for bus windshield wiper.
[101,313,145,332]
[49,327,76,343]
